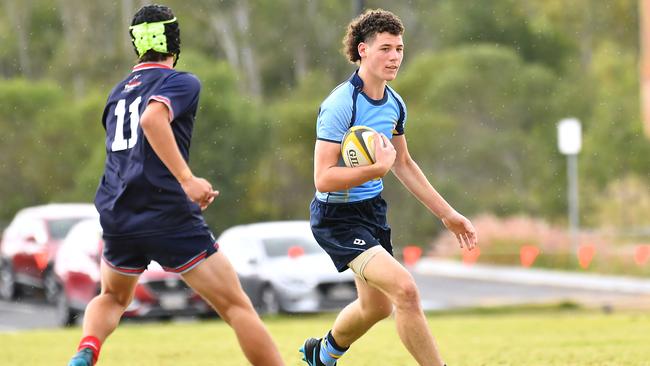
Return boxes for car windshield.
[262,237,322,258]
[47,218,87,240]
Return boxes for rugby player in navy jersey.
[299,10,477,366]
[68,5,284,366]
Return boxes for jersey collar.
[349,69,388,106]
[349,69,365,91]
[132,62,173,71]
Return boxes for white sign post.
[557,118,582,253]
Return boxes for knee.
[212,290,256,324]
[393,278,420,312]
[102,289,133,309]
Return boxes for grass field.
[2,307,648,365]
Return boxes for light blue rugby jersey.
[315,70,407,203]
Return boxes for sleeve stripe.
[149,95,174,121]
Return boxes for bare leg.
[182,251,284,366]
[363,251,445,366]
[81,261,139,342]
[330,276,393,347]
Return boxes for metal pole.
[354,0,365,15]
[640,0,650,139]
[567,153,580,253]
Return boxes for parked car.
[217,221,357,315]
[53,219,212,326]
[0,203,98,302]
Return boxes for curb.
[414,259,650,294]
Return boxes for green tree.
[247,71,336,220]
[434,0,575,72]
[0,80,103,221]
[388,45,576,244]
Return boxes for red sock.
[77,335,102,365]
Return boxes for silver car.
[217,221,357,315]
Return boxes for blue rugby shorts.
[310,194,393,272]
[102,225,218,275]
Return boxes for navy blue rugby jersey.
[95,63,205,238]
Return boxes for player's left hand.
[441,211,478,250]
[180,175,219,210]
[199,190,219,211]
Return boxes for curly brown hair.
[342,9,404,64]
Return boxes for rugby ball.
[341,126,378,167]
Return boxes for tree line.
[0,0,648,246]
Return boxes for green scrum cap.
[129,17,177,57]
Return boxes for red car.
[54,219,212,326]
[0,203,99,303]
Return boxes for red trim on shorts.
[164,251,207,273]
[102,257,145,275]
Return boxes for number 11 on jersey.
[111,96,142,152]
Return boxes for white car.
[217,221,357,314]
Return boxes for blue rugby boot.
[67,348,95,366]
[299,337,330,366]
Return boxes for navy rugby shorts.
[102,225,219,275]
[310,195,393,272]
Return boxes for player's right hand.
[181,176,219,210]
[373,133,396,176]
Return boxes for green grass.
[2,308,649,365]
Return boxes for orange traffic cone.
[577,244,596,269]
[462,246,481,266]
[520,245,540,268]
[402,246,423,267]
[634,245,650,266]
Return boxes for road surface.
[1,259,648,331]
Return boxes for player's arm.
[140,101,217,209]
[314,134,395,193]
[391,134,477,249]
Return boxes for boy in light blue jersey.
[301,9,478,366]
[315,68,406,204]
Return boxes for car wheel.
[259,285,280,316]
[198,311,216,320]
[43,268,61,304]
[0,260,19,301]
[56,289,78,327]
[157,315,173,322]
